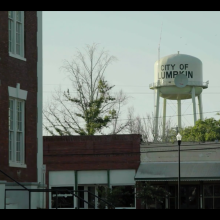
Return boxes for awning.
[135,162,220,181]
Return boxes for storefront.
[137,142,220,209]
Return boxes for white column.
[37,11,44,209]
[162,98,167,139]
[191,87,197,125]
[198,94,203,121]
[154,89,160,141]
[177,100,181,129]
[37,11,43,184]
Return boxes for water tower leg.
[162,98,167,139]
[191,87,197,125]
[177,99,181,129]
[154,89,160,141]
[198,94,203,121]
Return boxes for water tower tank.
[149,53,209,141]
[152,53,207,100]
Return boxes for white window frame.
[8,11,26,61]
[8,84,28,168]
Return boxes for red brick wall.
[44,134,141,171]
[0,11,38,182]
[44,134,141,208]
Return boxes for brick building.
[43,134,141,209]
[0,11,44,209]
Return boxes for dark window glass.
[88,187,95,209]
[78,186,84,208]
[204,185,213,197]
[169,186,176,197]
[204,198,213,209]
[214,198,220,209]
[214,185,220,196]
[169,198,176,209]
[155,198,165,209]
[51,187,74,209]
[112,185,135,208]
[188,187,198,208]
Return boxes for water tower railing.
[149,80,209,89]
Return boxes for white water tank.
[151,53,208,100]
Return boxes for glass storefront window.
[204,184,220,209]
[51,187,74,209]
[204,198,213,209]
[88,187,96,209]
[214,198,220,209]
[214,185,220,197]
[204,185,213,197]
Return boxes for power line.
[42,91,220,95]
[43,83,220,88]
[43,110,220,126]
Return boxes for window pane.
[169,198,176,209]
[188,187,198,209]
[17,102,22,131]
[78,186,84,208]
[51,187,74,209]
[88,187,95,209]
[9,100,14,130]
[8,11,13,18]
[214,198,220,209]
[214,185,220,196]
[16,132,21,162]
[204,185,213,197]
[204,198,213,209]
[169,186,176,197]
[155,198,165,209]
[16,23,21,55]
[8,20,13,53]
[16,11,21,22]
[9,131,13,161]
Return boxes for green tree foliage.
[135,182,170,208]
[43,44,129,136]
[181,118,220,142]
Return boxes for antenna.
[158,23,163,79]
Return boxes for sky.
[42,11,220,134]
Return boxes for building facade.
[0,11,44,209]
[43,134,141,209]
[135,141,220,209]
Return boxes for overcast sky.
[42,11,220,133]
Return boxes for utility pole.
[173,126,180,209]
[176,126,181,209]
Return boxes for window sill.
[9,162,27,168]
[9,52,27,61]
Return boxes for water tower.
[149,52,209,140]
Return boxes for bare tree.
[43,43,129,136]
[125,107,175,143]
[107,90,130,135]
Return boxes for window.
[78,186,96,209]
[8,11,25,60]
[204,184,220,209]
[51,187,74,209]
[112,185,135,208]
[9,98,25,166]
[8,84,27,168]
